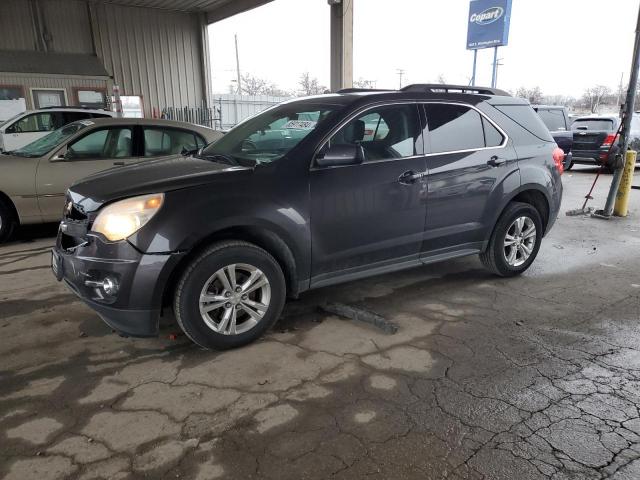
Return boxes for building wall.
[0,1,37,51]
[0,73,109,110]
[90,3,207,118]
[0,0,209,117]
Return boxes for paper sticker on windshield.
[78,120,94,126]
[283,120,317,130]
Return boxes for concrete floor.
[1,166,640,480]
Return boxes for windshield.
[201,102,340,164]
[0,112,25,129]
[536,109,566,131]
[572,118,615,131]
[10,122,88,157]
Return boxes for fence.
[161,106,217,129]
[161,94,292,131]
[213,94,291,130]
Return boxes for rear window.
[424,104,485,153]
[494,105,554,142]
[572,119,615,131]
[536,108,567,131]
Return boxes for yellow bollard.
[614,150,637,217]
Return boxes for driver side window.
[328,104,421,162]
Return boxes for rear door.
[36,126,138,219]
[309,103,427,285]
[422,102,515,254]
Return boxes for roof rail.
[38,106,109,111]
[336,88,393,94]
[400,84,510,96]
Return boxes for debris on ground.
[320,302,398,334]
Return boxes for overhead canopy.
[0,51,109,77]
[93,0,273,22]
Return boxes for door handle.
[113,161,125,166]
[398,170,424,185]
[487,155,506,167]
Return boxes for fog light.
[102,277,119,296]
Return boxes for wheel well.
[511,190,550,232]
[161,226,299,310]
[0,191,19,225]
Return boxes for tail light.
[602,133,619,147]
[552,147,564,175]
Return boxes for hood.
[69,154,252,212]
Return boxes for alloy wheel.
[198,263,271,335]
[503,216,537,267]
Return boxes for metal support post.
[601,5,640,217]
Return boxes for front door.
[309,103,427,286]
[36,126,138,220]
[422,103,516,254]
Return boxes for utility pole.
[491,47,499,88]
[600,4,640,217]
[234,34,242,95]
[396,69,405,89]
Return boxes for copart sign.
[467,0,512,50]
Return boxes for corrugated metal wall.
[0,1,36,51]
[91,3,206,118]
[40,0,94,54]
[0,0,208,118]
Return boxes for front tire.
[174,241,286,350]
[480,202,543,277]
[0,200,17,243]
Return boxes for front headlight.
[91,193,164,241]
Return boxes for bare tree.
[515,86,544,104]
[541,94,577,109]
[240,73,269,95]
[298,72,327,96]
[582,85,612,113]
[238,73,292,97]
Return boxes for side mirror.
[52,147,68,161]
[315,144,364,168]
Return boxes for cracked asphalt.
[2,167,640,480]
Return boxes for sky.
[209,0,640,97]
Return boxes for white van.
[0,107,115,153]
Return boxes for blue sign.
[467,0,512,50]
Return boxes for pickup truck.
[533,106,573,170]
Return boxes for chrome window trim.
[421,101,509,156]
[310,100,509,171]
[310,100,423,171]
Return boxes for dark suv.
[52,84,564,350]
[533,105,573,170]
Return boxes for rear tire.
[173,241,286,350]
[480,202,543,277]
[0,200,17,243]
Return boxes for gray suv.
[53,84,564,350]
